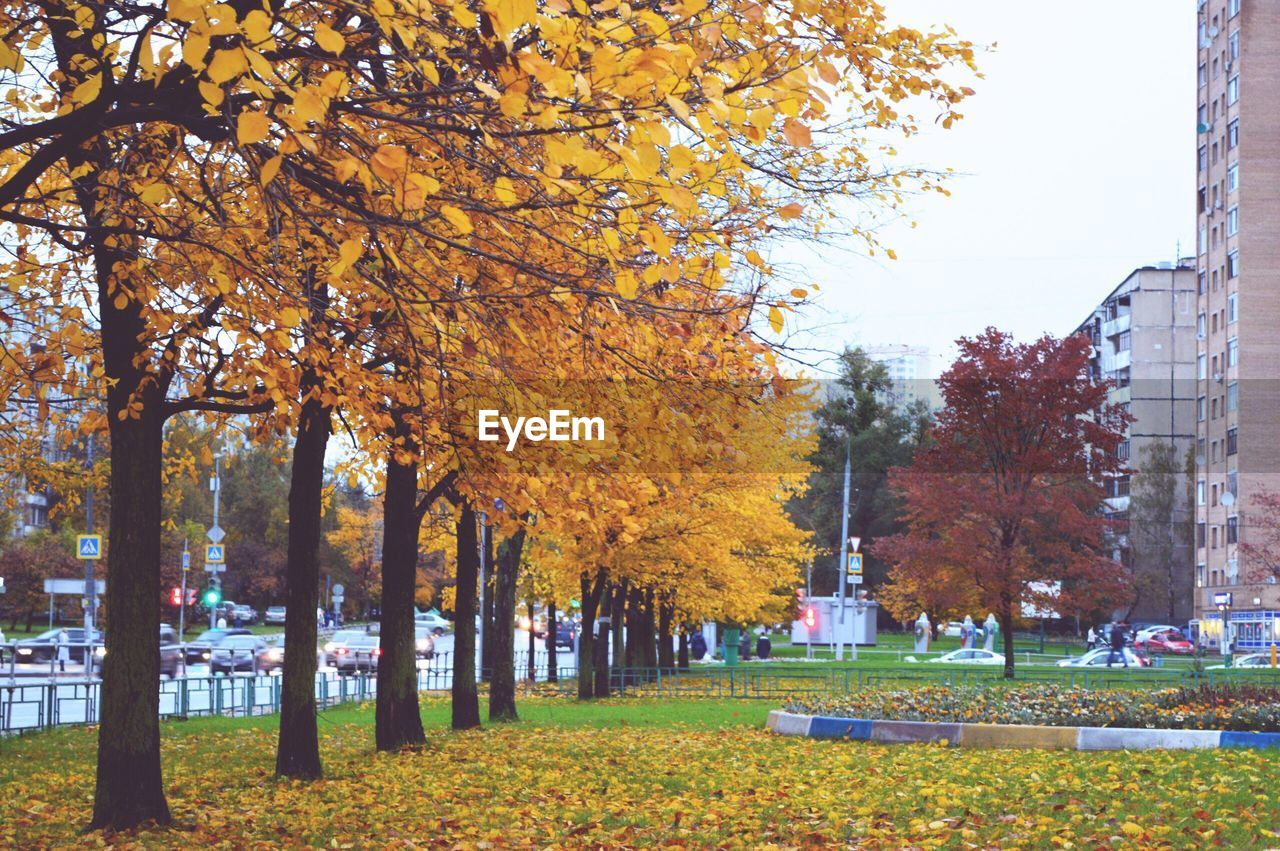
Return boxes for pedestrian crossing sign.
[77,534,102,560]
[847,553,863,576]
[206,544,225,563]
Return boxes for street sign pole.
[208,452,224,629]
[834,436,851,660]
[178,539,190,641]
[84,434,96,662]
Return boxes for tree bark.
[546,600,558,683]
[480,518,494,681]
[642,589,659,670]
[488,528,526,722]
[625,586,643,669]
[577,571,605,699]
[657,601,674,669]
[375,429,425,752]
[527,601,538,682]
[1000,604,1016,680]
[677,626,689,669]
[275,361,331,779]
[610,581,626,687]
[451,504,482,729]
[91,374,170,828]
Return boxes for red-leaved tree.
[874,328,1131,678]
[1240,490,1280,585]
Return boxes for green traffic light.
[203,588,221,606]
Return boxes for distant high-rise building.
[1194,0,1280,643]
[863,345,941,411]
[1075,263,1198,623]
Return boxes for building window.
[1116,440,1130,462]
[1227,292,1237,322]
[1199,63,1208,87]
[1227,427,1238,456]
[1228,250,1239,279]
[1227,337,1238,366]
[1229,29,1240,60]
[1227,206,1239,236]
[1117,330,1131,352]
[1228,163,1239,193]
[1198,271,1207,294]
[1212,397,1220,420]
[1229,0,1240,17]
[1198,563,1206,587]
[1227,381,1238,412]
[1197,312,1207,336]
[1198,395,1207,421]
[1197,522,1206,549]
[1198,479,1207,506]
[1227,120,1239,149]
[1199,145,1208,171]
[28,503,48,528]
[1198,353,1207,380]
[1227,75,1239,105]
[1228,470,1238,498]
[1227,515,1239,544]
[1212,526,1219,549]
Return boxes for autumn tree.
[875,329,1130,678]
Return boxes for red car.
[1136,631,1195,655]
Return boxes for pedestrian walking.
[1086,626,1097,651]
[1106,623,1128,668]
[755,630,772,661]
[56,630,70,673]
[738,630,752,661]
[216,614,227,629]
[689,631,707,661]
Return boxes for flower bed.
[785,683,1280,732]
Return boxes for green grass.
[3,695,1278,846]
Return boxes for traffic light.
[169,587,182,607]
[803,606,818,630]
[203,586,221,607]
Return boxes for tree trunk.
[657,601,674,669]
[275,374,331,779]
[642,589,659,670]
[624,586,643,670]
[1000,605,1016,680]
[451,504,482,729]
[546,600,558,683]
[677,626,689,669]
[480,518,494,681]
[91,381,170,828]
[610,581,626,687]
[488,528,526,722]
[577,572,604,700]
[375,434,425,752]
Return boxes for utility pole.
[84,435,96,636]
[834,436,852,661]
[208,452,224,629]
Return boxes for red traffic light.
[169,587,182,606]
[803,606,818,630]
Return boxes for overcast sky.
[783,0,1196,378]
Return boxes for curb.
[765,711,1280,751]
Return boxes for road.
[1,629,575,733]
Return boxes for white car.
[1207,654,1276,670]
[414,611,452,635]
[919,648,1005,665]
[1057,648,1150,668]
[1134,624,1182,641]
[943,621,964,637]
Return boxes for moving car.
[1057,647,1151,668]
[184,627,252,665]
[323,628,371,667]
[554,622,576,649]
[1207,654,1279,670]
[335,634,381,673]
[415,626,436,660]
[916,648,1005,665]
[414,610,451,636]
[264,606,287,625]
[209,635,283,674]
[1134,631,1194,655]
[13,627,102,664]
[95,624,183,677]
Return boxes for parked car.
[209,635,282,674]
[554,622,576,649]
[1134,631,1194,655]
[264,606,287,625]
[1207,654,1276,670]
[1057,647,1151,668]
[1134,624,1181,640]
[13,627,102,663]
[335,634,381,673]
[230,604,258,625]
[943,621,964,638]
[917,648,1005,665]
[415,626,436,660]
[323,628,371,667]
[414,610,451,636]
[184,627,252,665]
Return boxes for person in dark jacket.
[755,630,772,660]
[1106,623,1128,668]
[738,631,752,661]
[689,631,708,661]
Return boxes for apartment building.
[1075,263,1198,623]
[863,345,942,412]
[1194,0,1280,645]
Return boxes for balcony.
[1101,313,1131,339]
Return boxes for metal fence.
[6,656,1280,735]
